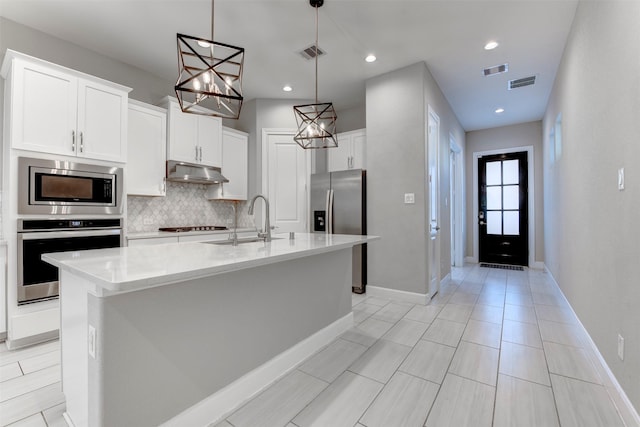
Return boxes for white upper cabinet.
[127,100,167,196]
[161,96,222,167]
[328,128,366,172]
[206,127,248,201]
[1,50,130,162]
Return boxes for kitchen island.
[43,232,377,427]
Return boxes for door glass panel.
[486,162,501,185]
[503,160,519,184]
[503,185,519,210]
[487,211,502,235]
[486,187,502,210]
[503,211,519,235]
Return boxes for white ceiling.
[0,0,578,131]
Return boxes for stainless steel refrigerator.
[310,169,367,293]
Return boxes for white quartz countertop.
[43,233,378,296]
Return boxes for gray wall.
[366,62,465,295]
[0,18,172,105]
[543,1,640,411]
[465,121,544,264]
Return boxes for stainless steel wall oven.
[17,218,123,305]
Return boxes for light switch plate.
[404,193,415,204]
[618,168,625,191]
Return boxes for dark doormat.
[480,263,525,271]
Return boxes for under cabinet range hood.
[166,161,229,184]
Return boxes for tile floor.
[0,264,636,427]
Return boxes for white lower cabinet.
[127,100,167,196]
[206,127,248,201]
[0,245,6,339]
[328,128,366,172]
[127,236,178,247]
[127,231,257,246]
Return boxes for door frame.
[449,133,464,267]
[472,145,535,267]
[261,128,312,232]
[426,106,441,298]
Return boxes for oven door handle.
[18,229,122,240]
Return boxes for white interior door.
[427,108,441,298]
[264,130,310,233]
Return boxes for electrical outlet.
[404,193,415,204]
[88,325,96,359]
[618,334,624,360]
[143,217,153,225]
[618,168,625,191]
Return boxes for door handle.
[479,221,486,226]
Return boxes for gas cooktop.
[158,226,228,233]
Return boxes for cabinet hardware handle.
[199,146,203,162]
[80,132,84,153]
[72,130,76,151]
[195,146,199,162]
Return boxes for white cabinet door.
[8,58,78,156]
[198,115,222,167]
[3,53,129,162]
[351,130,366,170]
[167,101,199,163]
[327,129,366,172]
[206,128,248,200]
[77,79,128,162]
[127,101,167,196]
[163,96,222,166]
[328,133,351,172]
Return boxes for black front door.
[478,151,528,266]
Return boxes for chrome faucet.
[230,201,239,246]
[248,194,271,242]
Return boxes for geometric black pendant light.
[293,0,338,149]
[175,0,244,119]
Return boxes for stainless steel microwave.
[18,157,123,215]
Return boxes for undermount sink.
[207,237,283,245]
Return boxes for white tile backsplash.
[127,182,255,233]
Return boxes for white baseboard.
[544,265,640,427]
[530,261,545,270]
[440,273,451,286]
[464,256,476,264]
[160,312,354,427]
[366,285,429,305]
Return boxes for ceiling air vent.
[509,75,536,90]
[483,63,508,76]
[299,45,326,60]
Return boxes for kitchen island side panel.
[85,248,352,427]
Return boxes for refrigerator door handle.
[328,189,335,234]
[325,189,331,234]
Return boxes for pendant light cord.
[315,4,319,104]
[211,0,215,40]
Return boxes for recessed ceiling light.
[365,54,377,63]
[495,108,505,114]
[283,85,293,92]
[484,41,499,50]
